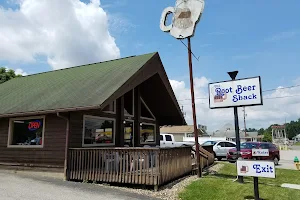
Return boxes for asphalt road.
[277,148,300,170]
[0,170,158,200]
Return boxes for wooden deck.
[67,147,214,189]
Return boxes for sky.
[0,0,300,132]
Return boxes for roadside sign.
[237,160,275,178]
[252,149,269,157]
[208,76,263,109]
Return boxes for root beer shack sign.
[208,77,263,109]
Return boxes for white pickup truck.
[160,133,194,148]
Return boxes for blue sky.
[100,0,300,89]
[1,0,300,130]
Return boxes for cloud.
[170,77,300,132]
[0,0,120,69]
[4,66,28,76]
[265,31,299,42]
[14,68,28,76]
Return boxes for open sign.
[28,120,42,131]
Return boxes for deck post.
[134,86,141,147]
[116,96,125,147]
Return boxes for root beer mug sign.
[208,77,263,108]
[160,0,205,39]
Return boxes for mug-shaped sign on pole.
[160,0,205,39]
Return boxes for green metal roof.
[0,52,156,117]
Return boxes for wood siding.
[0,114,67,167]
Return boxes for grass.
[179,163,300,200]
[294,142,300,146]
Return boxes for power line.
[179,94,300,106]
[177,84,300,101]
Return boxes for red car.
[227,142,280,165]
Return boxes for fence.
[67,147,193,188]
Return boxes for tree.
[246,128,258,132]
[258,128,265,135]
[0,67,22,84]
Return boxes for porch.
[67,146,214,189]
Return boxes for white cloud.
[4,66,28,76]
[170,77,300,132]
[0,0,120,69]
[14,68,28,76]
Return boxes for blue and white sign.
[252,149,269,157]
[237,160,275,178]
[208,77,263,108]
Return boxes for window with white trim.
[8,116,45,147]
[83,116,115,146]
[140,123,156,144]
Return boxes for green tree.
[258,128,265,135]
[0,67,22,84]
[286,119,300,139]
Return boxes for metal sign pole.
[228,71,243,183]
[253,177,260,200]
[188,37,202,177]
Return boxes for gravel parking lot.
[0,170,158,200]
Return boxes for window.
[140,123,155,144]
[124,120,134,147]
[240,143,259,149]
[225,142,236,147]
[124,90,134,116]
[83,116,115,146]
[8,116,45,147]
[259,143,270,149]
[218,142,226,147]
[202,141,217,146]
[141,98,155,119]
[160,135,163,141]
[102,101,116,113]
[165,135,172,141]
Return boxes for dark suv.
[227,142,280,165]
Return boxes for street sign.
[237,160,275,178]
[208,77,263,109]
[252,149,269,157]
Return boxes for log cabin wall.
[0,114,67,167]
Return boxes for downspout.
[57,112,70,181]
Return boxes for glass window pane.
[141,99,154,119]
[140,124,155,143]
[124,121,133,147]
[10,118,44,146]
[84,117,114,145]
[165,135,172,141]
[124,90,134,116]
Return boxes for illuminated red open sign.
[28,121,41,131]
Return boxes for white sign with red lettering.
[252,149,269,157]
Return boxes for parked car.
[160,133,194,148]
[226,142,280,165]
[202,140,236,161]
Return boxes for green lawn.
[179,163,300,200]
[294,142,300,146]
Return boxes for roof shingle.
[0,52,156,117]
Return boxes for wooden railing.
[67,147,209,188]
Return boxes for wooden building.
[0,52,213,189]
